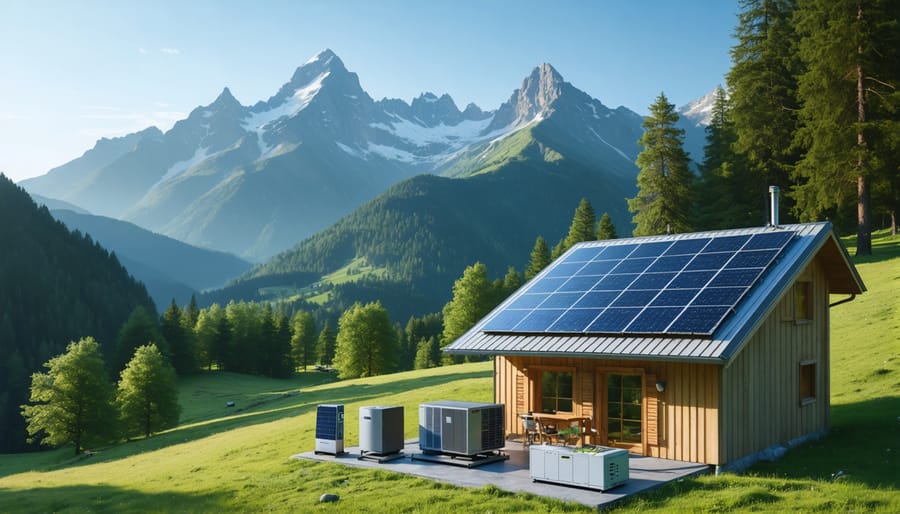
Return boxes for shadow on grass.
[0,484,229,512]
[3,368,492,476]
[843,229,900,264]
[750,396,900,488]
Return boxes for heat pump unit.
[359,406,404,455]
[419,401,504,456]
[315,404,344,455]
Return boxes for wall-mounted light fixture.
[655,381,666,393]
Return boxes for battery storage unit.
[315,404,344,455]
[359,406,404,456]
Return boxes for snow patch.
[587,127,632,162]
[152,146,211,188]
[242,71,330,154]
[335,141,362,157]
[367,143,417,163]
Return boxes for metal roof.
[444,222,865,365]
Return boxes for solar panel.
[481,229,796,336]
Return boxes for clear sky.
[0,0,738,182]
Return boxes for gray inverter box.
[359,406,404,455]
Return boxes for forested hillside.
[219,145,634,320]
[0,175,157,452]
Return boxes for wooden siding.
[495,354,721,464]
[719,258,830,464]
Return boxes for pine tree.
[290,311,317,371]
[184,294,200,330]
[727,0,802,215]
[596,212,618,240]
[628,92,695,236]
[414,337,440,370]
[793,0,899,255]
[161,300,196,375]
[563,199,597,248]
[316,320,336,366]
[695,86,763,230]
[116,343,180,438]
[525,236,551,280]
[502,266,522,296]
[115,306,167,375]
[333,302,398,379]
[21,337,117,455]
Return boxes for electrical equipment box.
[418,400,504,456]
[529,444,629,491]
[315,404,344,455]
[359,406,404,456]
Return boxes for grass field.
[0,231,897,512]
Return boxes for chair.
[535,417,559,445]
[520,414,538,447]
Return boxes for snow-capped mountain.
[21,49,708,261]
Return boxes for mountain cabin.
[444,219,864,473]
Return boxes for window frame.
[799,360,817,406]
[537,368,575,414]
[794,280,813,322]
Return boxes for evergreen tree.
[563,199,597,249]
[161,300,196,375]
[225,301,260,373]
[21,337,117,455]
[290,311,317,371]
[194,303,227,371]
[695,86,763,230]
[333,302,398,379]
[414,337,441,370]
[115,306,167,375]
[116,343,180,438]
[628,92,695,236]
[727,0,802,214]
[184,294,200,330]
[793,0,899,255]
[596,212,618,240]
[524,236,552,280]
[502,266,523,296]
[316,320,336,366]
[441,262,496,346]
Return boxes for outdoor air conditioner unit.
[315,404,344,455]
[359,406,404,455]
[419,400,505,456]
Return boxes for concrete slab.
[293,440,711,510]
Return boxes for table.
[533,414,592,446]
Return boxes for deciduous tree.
[290,311,317,371]
[21,337,117,455]
[333,302,398,379]
[116,343,180,438]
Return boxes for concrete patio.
[293,440,711,510]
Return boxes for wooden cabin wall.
[719,258,830,464]
[495,354,721,465]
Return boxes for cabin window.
[540,371,573,413]
[799,361,816,404]
[795,281,813,321]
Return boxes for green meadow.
[0,231,897,513]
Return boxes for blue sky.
[0,1,738,182]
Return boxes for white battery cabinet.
[529,444,629,491]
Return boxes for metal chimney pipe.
[769,185,780,227]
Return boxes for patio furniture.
[520,414,539,447]
[535,416,559,444]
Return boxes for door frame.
[595,367,647,455]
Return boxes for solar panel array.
[483,231,795,336]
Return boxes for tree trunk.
[854,3,872,256]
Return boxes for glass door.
[606,374,643,450]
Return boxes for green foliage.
[413,336,441,370]
[727,0,802,213]
[441,263,498,346]
[524,236,552,280]
[629,92,694,236]
[21,337,117,455]
[792,0,899,254]
[563,198,597,249]
[404,313,443,371]
[502,266,522,295]
[115,306,167,376]
[193,303,227,371]
[694,86,764,230]
[596,212,618,240]
[161,300,197,375]
[333,302,398,379]
[317,320,337,365]
[116,344,180,438]
[290,311,317,371]
[0,175,156,452]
